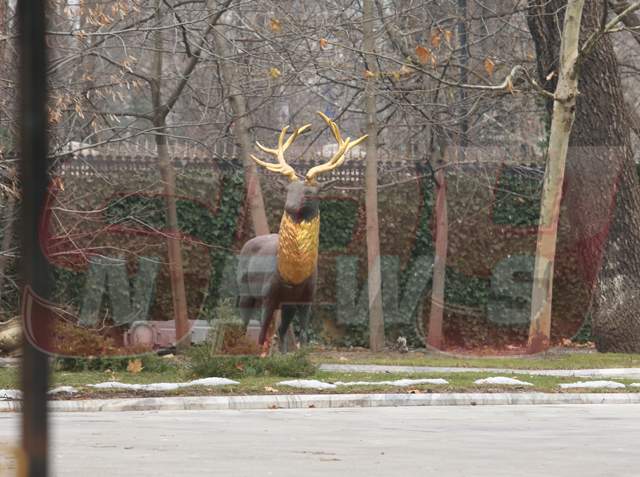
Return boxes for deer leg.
[237,296,256,328]
[258,300,277,356]
[278,305,297,353]
[297,304,311,347]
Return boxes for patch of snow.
[137,383,183,392]
[630,383,640,388]
[335,378,449,387]
[0,387,80,399]
[559,381,626,389]
[278,378,448,390]
[474,377,533,386]
[88,377,238,392]
[278,380,337,390]
[0,389,21,400]
[188,377,239,387]
[88,381,149,391]
[49,386,78,395]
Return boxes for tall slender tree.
[151,0,190,349]
[528,0,640,352]
[363,0,385,351]
[527,0,585,352]
[212,20,270,236]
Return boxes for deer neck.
[277,211,320,285]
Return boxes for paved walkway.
[3,405,640,476]
[319,363,640,379]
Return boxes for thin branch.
[580,1,640,59]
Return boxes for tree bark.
[609,1,640,46]
[213,24,270,237]
[428,165,448,349]
[528,0,640,352]
[363,0,385,351]
[527,0,585,353]
[0,0,5,65]
[457,0,469,150]
[152,1,191,349]
[0,192,15,307]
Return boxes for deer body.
[237,182,320,350]
[236,113,367,353]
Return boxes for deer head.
[250,112,368,221]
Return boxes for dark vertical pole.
[18,1,50,476]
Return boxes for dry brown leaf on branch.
[48,108,62,125]
[484,57,495,78]
[505,77,515,94]
[127,359,143,374]
[269,67,282,79]
[319,38,329,49]
[415,45,432,64]
[270,18,282,33]
[74,102,85,119]
[364,69,377,79]
[399,64,414,77]
[431,31,442,49]
[52,177,64,191]
[444,30,453,47]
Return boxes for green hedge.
[5,164,556,348]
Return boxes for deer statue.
[237,112,367,354]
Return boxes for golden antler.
[251,124,311,182]
[305,112,368,184]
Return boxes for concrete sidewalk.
[4,405,640,476]
[319,363,640,379]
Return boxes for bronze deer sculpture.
[237,112,367,354]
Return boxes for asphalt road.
[1,404,639,476]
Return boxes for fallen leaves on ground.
[127,359,143,374]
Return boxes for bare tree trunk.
[457,0,469,150]
[427,165,448,349]
[152,1,190,350]
[0,0,5,65]
[213,24,270,236]
[0,192,15,307]
[609,1,640,138]
[363,0,385,351]
[0,0,8,150]
[528,0,640,352]
[79,1,97,141]
[527,0,585,353]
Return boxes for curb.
[3,392,640,413]
[0,358,18,368]
[319,364,640,379]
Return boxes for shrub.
[53,352,172,373]
[51,321,172,372]
[187,348,316,379]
